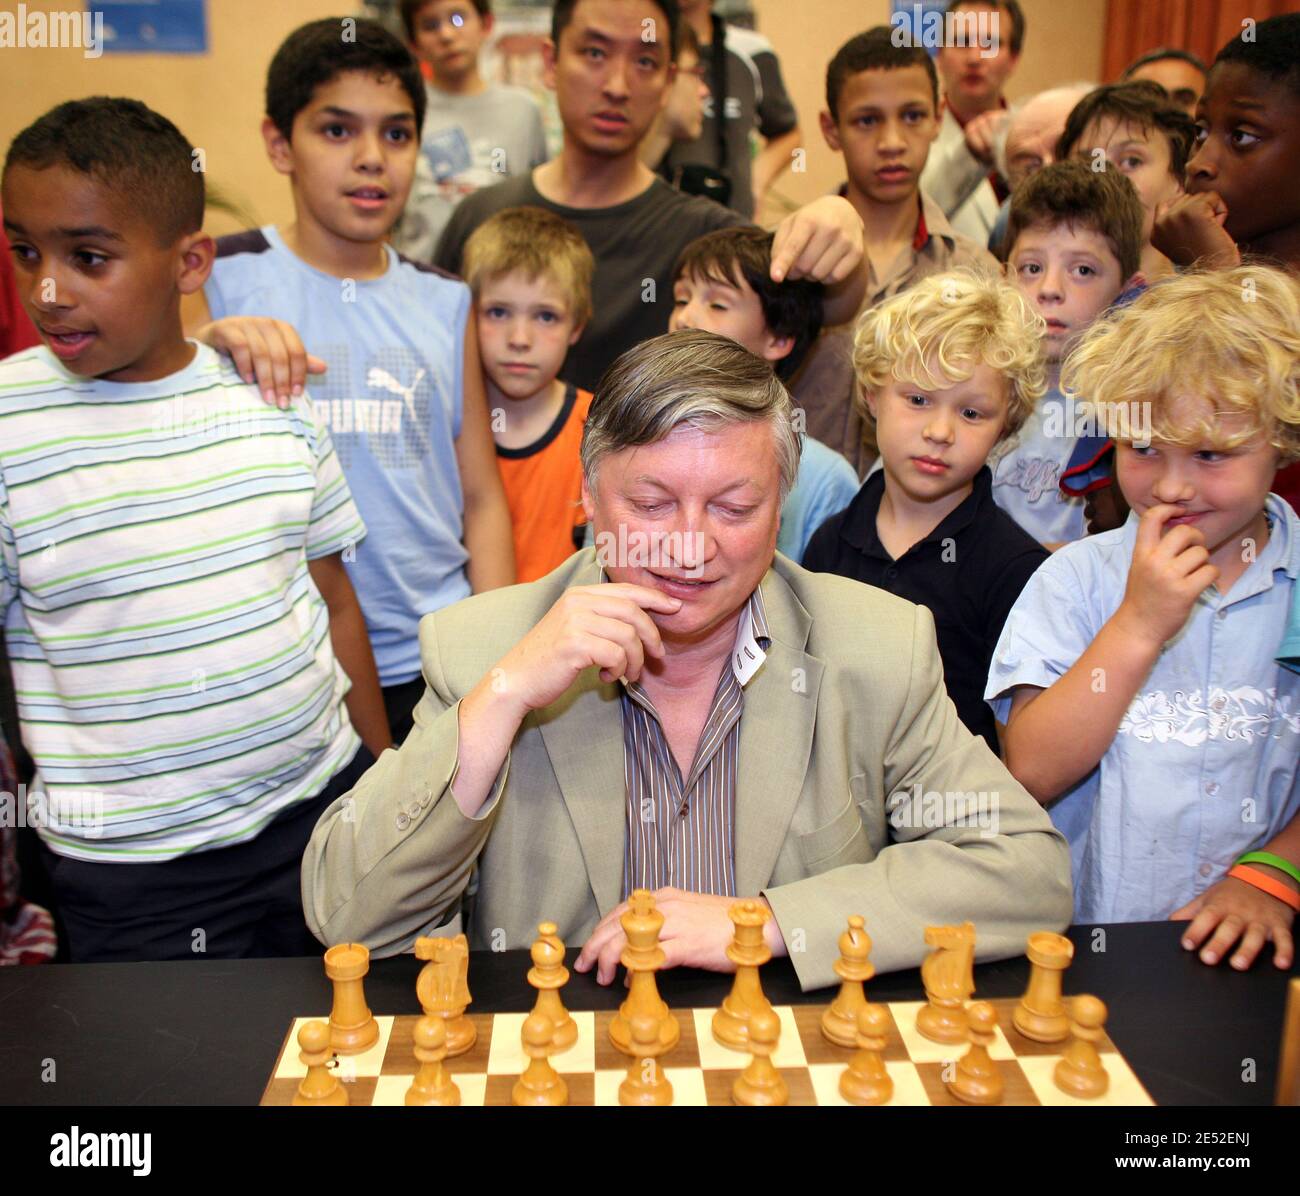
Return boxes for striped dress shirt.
[621,588,770,896]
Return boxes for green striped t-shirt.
[0,343,365,862]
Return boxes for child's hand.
[1152,192,1241,269]
[1173,876,1296,970]
[770,196,864,287]
[195,317,327,409]
[1115,504,1219,647]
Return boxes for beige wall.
[0,0,1104,233]
[752,0,1107,220]
[0,0,352,236]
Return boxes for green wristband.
[1236,851,1300,887]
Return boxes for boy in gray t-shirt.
[393,1,549,260]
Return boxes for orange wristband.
[1228,864,1300,912]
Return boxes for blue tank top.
[207,226,472,685]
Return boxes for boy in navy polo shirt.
[803,270,1048,752]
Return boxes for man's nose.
[603,55,631,99]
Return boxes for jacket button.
[396,812,410,831]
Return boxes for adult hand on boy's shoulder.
[962,109,1007,167]
[1115,505,1219,648]
[197,316,327,409]
[770,195,864,287]
[1173,875,1296,971]
[1152,192,1241,270]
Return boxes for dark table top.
[0,921,1294,1106]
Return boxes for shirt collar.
[730,586,771,686]
[840,466,993,558]
[916,189,960,252]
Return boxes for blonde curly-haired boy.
[988,265,1300,970]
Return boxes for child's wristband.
[1235,851,1300,888]
[1227,865,1300,912]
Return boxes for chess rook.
[712,899,775,1051]
[821,914,874,1049]
[324,942,379,1055]
[608,890,680,1056]
[1014,931,1074,1043]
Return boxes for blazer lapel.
[536,552,626,917]
[735,568,823,897]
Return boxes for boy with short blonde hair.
[463,206,596,582]
[989,265,1300,970]
[804,270,1048,752]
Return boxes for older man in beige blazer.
[302,331,1071,991]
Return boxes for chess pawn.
[731,1006,788,1106]
[1054,995,1110,1099]
[324,942,379,1055]
[838,1003,893,1106]
[619,1014,674,1107]
[1013,931,1074,1043]
[293,1020,348,1107]
[945,1000,1004,1105]
[513,1011,568,1106]
[528,921,577,1053]
[415,933,477,1057]
[821,914,874,1049]
[712,899,775,1051]
[609,890,680,1056]
[405,1016,460,1107]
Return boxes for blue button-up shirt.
[986,495,1300,923]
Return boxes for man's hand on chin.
[574,888,787,985]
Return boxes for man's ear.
[818,110,842,153]
[176,232,216,296]
[580,473,596,524]
[262,116,295,177]
[541,37,558,91]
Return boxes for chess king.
[302,331,1072,990]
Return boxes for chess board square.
[892,1001,1016,1063]
[274,1016,394,1080]
[698,1064,816,1105]
[806,1060,931,1106]
[790,1003,908,1064]
[1018,1054,1154,1106]
[383,1012,493,1076]
[915,1058,1039,1105]
[691,1006,807,1070]
[592,1066,710,1106]
[484,1011,596,1074]
[371,1073,489,1107]
[483,1071,595,1106]
[592,1009,701,1071]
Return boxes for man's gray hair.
[580,330,804,505]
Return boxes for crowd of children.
[0,2,1297,975]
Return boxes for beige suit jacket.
[302,550,1072,990]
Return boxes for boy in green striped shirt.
[0,98,391,962]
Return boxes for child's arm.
[455,319,516,592]
[1003,505,1219,802]
[1152,192,1241,270]
[182,287,325,409]
[307,553,393,758]
[770,195,866,325]
[1172,812,1300,971]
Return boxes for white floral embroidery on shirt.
[1119,687,1300,747]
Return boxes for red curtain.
[1103,0,1300,82]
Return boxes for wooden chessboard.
[260,998,1155,1106]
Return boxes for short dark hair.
[1056,81,1198,180]
[826,26,938,122]
[948,0,1026,57]
[551,0,680,62]
[1122,46,1207,78]
[1211,12,1300,99]
[399,0,491,43]
[672,227,824,380]
[1005,159,1144,281]
[266,18,427,140]
[3,97,204,245]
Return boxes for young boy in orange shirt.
[462,207,595,581]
